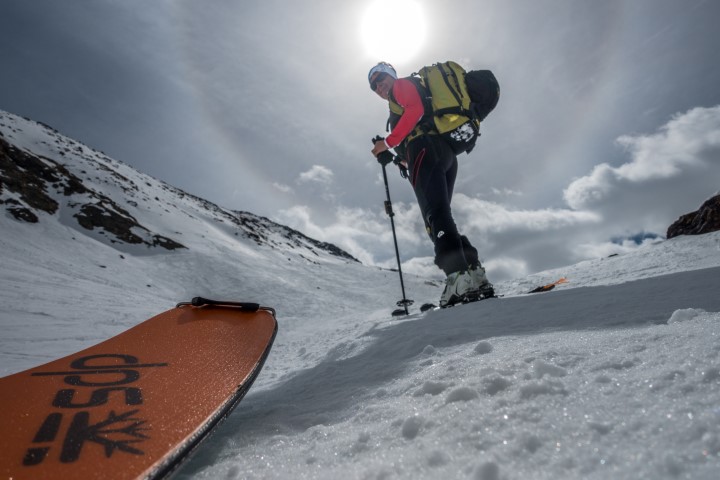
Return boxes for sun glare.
[361,0,426,63]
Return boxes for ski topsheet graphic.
[0,298,277,480]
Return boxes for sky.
[2,0,720,281]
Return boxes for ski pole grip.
[371,136,394,166]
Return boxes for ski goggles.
[370,72,389,92]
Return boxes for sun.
[360,0,426,63]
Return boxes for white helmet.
[367,62,397,85]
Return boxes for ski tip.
[527,277,569,294]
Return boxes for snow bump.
[531,359,568,378]
[413,380,449,397]
[668,307,706,324]
[473,341,493,355]
[445,386,479,403]
[401,415,424,440]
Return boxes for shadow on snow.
[181,266,720,471]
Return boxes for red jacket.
[385,78,425,149]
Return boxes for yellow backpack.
[388,61,499,155]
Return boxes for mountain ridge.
[0,109,357,263]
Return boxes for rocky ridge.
[667,194,720,239]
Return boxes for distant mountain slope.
[0,109,357,263]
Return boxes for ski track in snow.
[2,111,720,479]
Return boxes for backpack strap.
[387,78,435,139]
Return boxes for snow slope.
[2,111,720,479]
[175,235,720,480]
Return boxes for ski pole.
[372,136,413,315]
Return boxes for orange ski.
[0,298,277,480]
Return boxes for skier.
[368,62,494,307]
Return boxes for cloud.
[564,105,720,211]
[276,193,602,282]
[297,165,334,185]
[490,187,523,198]
[454,194,600,234]
[449,194,602,279]
[278,204,390,265]
[400,256,442,280]
[272,182,293,194]
[545,105,720,267]
[276,200,429,268]
[485,257,531,281]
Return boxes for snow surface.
[2,111,720,479]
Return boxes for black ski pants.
[406,134,479,275]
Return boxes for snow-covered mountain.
[0,110,358,262]
[2,109,720,479]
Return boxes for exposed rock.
[0,138,61,215]
[1,136,186,250]
[73,202,184,250]
[667,194,720,238]
[7,205,39,223]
